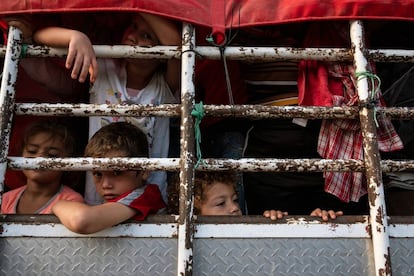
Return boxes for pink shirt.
[1,185,84,214]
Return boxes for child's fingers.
[65,49,76,71]
[310,208,321,216]
[263,210,288,220]
[78,57,91,83]
[335,211,344,216]
[89,58,98,83]
[71,54,84,82]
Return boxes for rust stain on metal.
[367,184,377,207]
[365,224,372,237]
[376,206,384,225]
[378,248,391,276]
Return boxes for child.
[1,17,90,192]
[51,122,166,234]
[32,12,181,205]
[194,171,242,216]
[1,119,84,214]
[194,171,343,221]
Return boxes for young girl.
[1,119,84,214]
[194,171,343,221]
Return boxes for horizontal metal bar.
[8,157,414,173]
[15,103,414,120]
[0,222,178,238]
[16,103,181,117]
[1,215,414,238]
[7,157,180,171]
[2,45,414,62]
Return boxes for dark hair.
[85,122,148,157]
[193,171,237,215]
[21,119,84,191]
[21,119,76,155]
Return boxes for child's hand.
[66,30,98,83]
[263,209,288,220]
[310,208,343,221]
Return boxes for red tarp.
[1,0,414,38]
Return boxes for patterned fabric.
[299,62,403,202]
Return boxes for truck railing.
[1,19,414,275]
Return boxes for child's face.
[121,14,161,69]
[199,181,242,216]
[121,15,160,47]
[92,150,148,201]
[22,131,67,184]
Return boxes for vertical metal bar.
[177,23,196,276]
[350,20,391,276]
[0,26,22,204]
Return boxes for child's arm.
[33,27,98,83]
[310,208,343,221]
[263,209,289,220]
[52,200,136,234]
[140,12,181,93]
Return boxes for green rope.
[191,101,205,168]
[355,71,381,127]
[20,44,28,58]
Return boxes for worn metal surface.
[0,228,413,276]
[177,23,196,276]
[390,238,414,276]
[8,157,414,174]
[3,45,414,63]
[193,238,375,276]
[7,157,180,171]
[0,27,22,204]
[16,103,414,120]
[351,20,391,276]
[15,103,181,117]
[0,238,178,276]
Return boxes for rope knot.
[355,71,381,127]
[192,102,205,168]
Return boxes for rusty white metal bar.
[177,23,196,276]
[7,157,180,171]
[350,20,391,276]
[15,103,359,118]
[15,103,181,117]
[0,26,22,205]
[4,44,414,62]
[11,45,181,59]
[199,158,365,172]
[3,44,414,63]
[367,49,414,63]
[8,157,414,173]
[15,103,414,120]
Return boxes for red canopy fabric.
[2,0,413,46]
[1,0,414,28]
